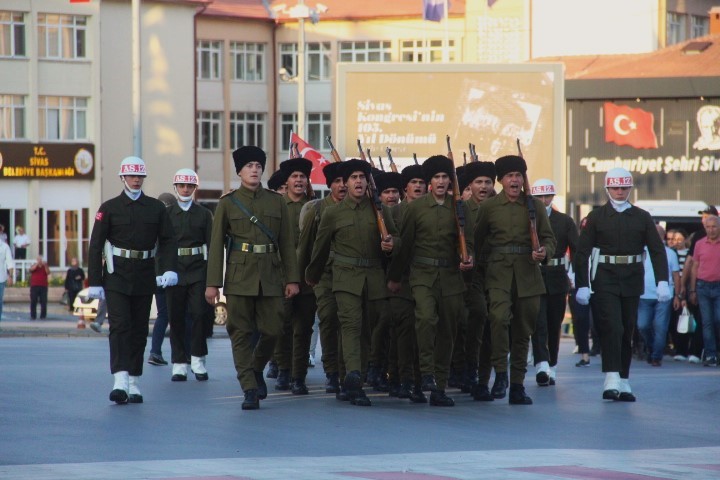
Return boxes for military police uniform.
[164,171,214,381]
[88,156,178,404]
[206,146,300,409]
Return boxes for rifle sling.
[228,194,279,249]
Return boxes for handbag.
[677,306,695,334]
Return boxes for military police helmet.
[604,167,633,188]
[118,156,147,177]
[173,168,199,186]
[531,178,556,196]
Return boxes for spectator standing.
[689,214,720,366]
[637,225,681,366]
[29,256,50,320]
[0,240,14,320]
[13,226,30,260]
[0,224,7,244]
[64,257,86,313]
[669,229,691,360]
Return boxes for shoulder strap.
[227,194,278,246]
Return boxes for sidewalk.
[0,302,228,338]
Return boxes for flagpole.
[288,129,294,160]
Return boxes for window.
[197,111,221,150]
[307,113,331,152]
[691,15,708,38]
[338,41,391,63]
[279,43,297,80]
[280,113,297,151]
[38,96,87,140]
[667,13,686,45]
[307,42,331,81]
[230,112,265,150]
[197,40,222,80]
[0,11,26,57]
[401,39,455,63]
[230,42,265,81]
[38,14,86,59]
[0,95,25,139]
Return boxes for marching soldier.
[459,161,496,400]
[297,162,347,394]
[387,155,474,407]
[474,155,556,405]
[530,178,578,387]
[306,159,395,407]
[88,156,178,404]
[367,171,404,391]
[387,164,428,403]
[273,158,317,394]
[165,169,214,382]
[205,146,300,410]
[574,167,669,402]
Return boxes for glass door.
[40,209,87,268]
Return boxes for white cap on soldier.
[173,168,199,186]
[531,178,556,196]
[118,156,147,176]
[604,167,633,188]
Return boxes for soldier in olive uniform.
[165,169,214,382]
[205,146,300,410]
[474,155,556,405]
[367,171,404,392]
[387,164,428,403]
[459,161,496,401]
[575,167,669,402]
[267,169,289,194]
[387,155,475,407]
[272,158,317,394]
[297,162,346,394]
[88,156,178,404]
[529,178,578,387]
[306,159,395,407]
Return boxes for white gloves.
[576,287,591,306]
[656,281,671,302]
[159,271,178,288]
[88,286,105,300]
[156,276,164,287]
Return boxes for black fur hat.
[233,146,266,173]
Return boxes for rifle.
[385,147,398,173]
[412,153,419,165]
[463,152,467,166]
[325,136,343,163]
[516,138,541,252]
[469,143,478,162]
[355,139,390,240]
[378,156,385,172]
[357,141,376,169]
[446,135,469,263]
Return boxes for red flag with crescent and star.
[603,102,658,149]
[290,132,330,185]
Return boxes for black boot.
[409,385,428,404]
[387,381,401,397]
[462,368,479,394]
[491,372,508,399]
[448,368,462,389]
[266,360,279,379]
[336,386,350,401]
[275,369,291,390]
[421,374,438,392]
[374,374,390,392]
[397,380,413,399]
[365,366,380,387]
[429,390,455,407]
[344,370,363,391]
[509,383,533,405]
[350,388,372,406]
[291,376,309,395]
[325,372,340,394]
[242,389,259,410]
[254,370,267,399]
[472,384,494,402]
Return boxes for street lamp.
[273,1,328,139]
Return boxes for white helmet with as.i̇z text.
[118,156,147,177]
[531,178,556,196]
[604,167,633,188]
[173,168,199,202]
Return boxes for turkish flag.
[604,102,658,149]
[69,0,91,3]
[290,133,331,185]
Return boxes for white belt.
[546,257,567,267]
[112,246,156,260]
[178,245,206,256]
[598,254,643,265]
